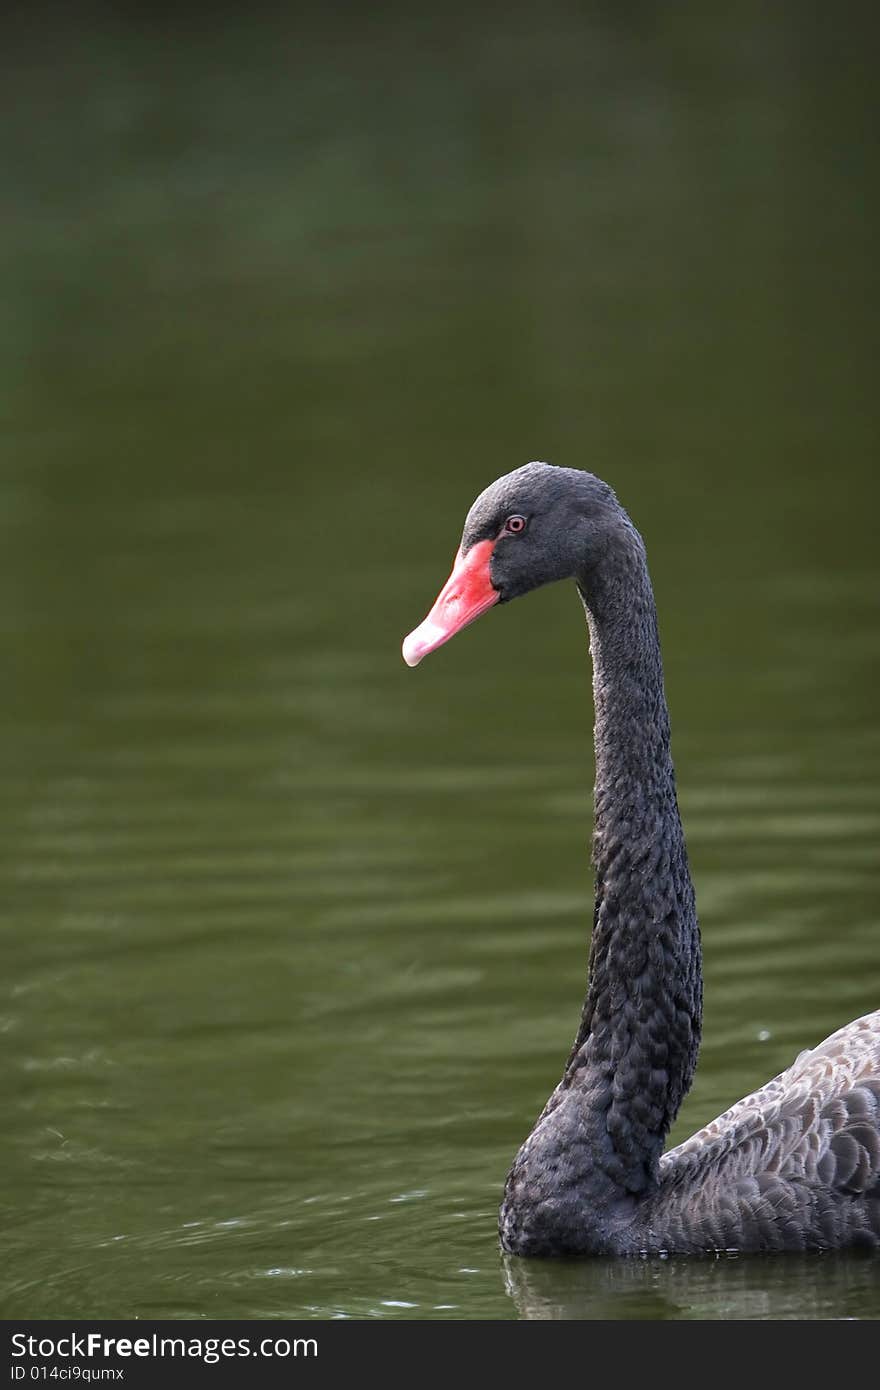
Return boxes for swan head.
[402,461,628,666]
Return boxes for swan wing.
[654,1010,880,1251]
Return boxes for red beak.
[402,539,499,667]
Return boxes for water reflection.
[503,1252,880,1320]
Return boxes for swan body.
[403,461,880,1256]
[501,1008,880,1255]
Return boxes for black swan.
[402,461,880,1256]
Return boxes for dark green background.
[2,3,878,1318]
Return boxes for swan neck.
[569,541,701,1195]
[499,521,704,1255]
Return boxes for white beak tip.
[402,620,445,667]
[402,636,423,667]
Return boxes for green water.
[2,5,879,1319]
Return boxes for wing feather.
[650,1010,880,1251]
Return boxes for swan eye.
[503,515,527,535]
